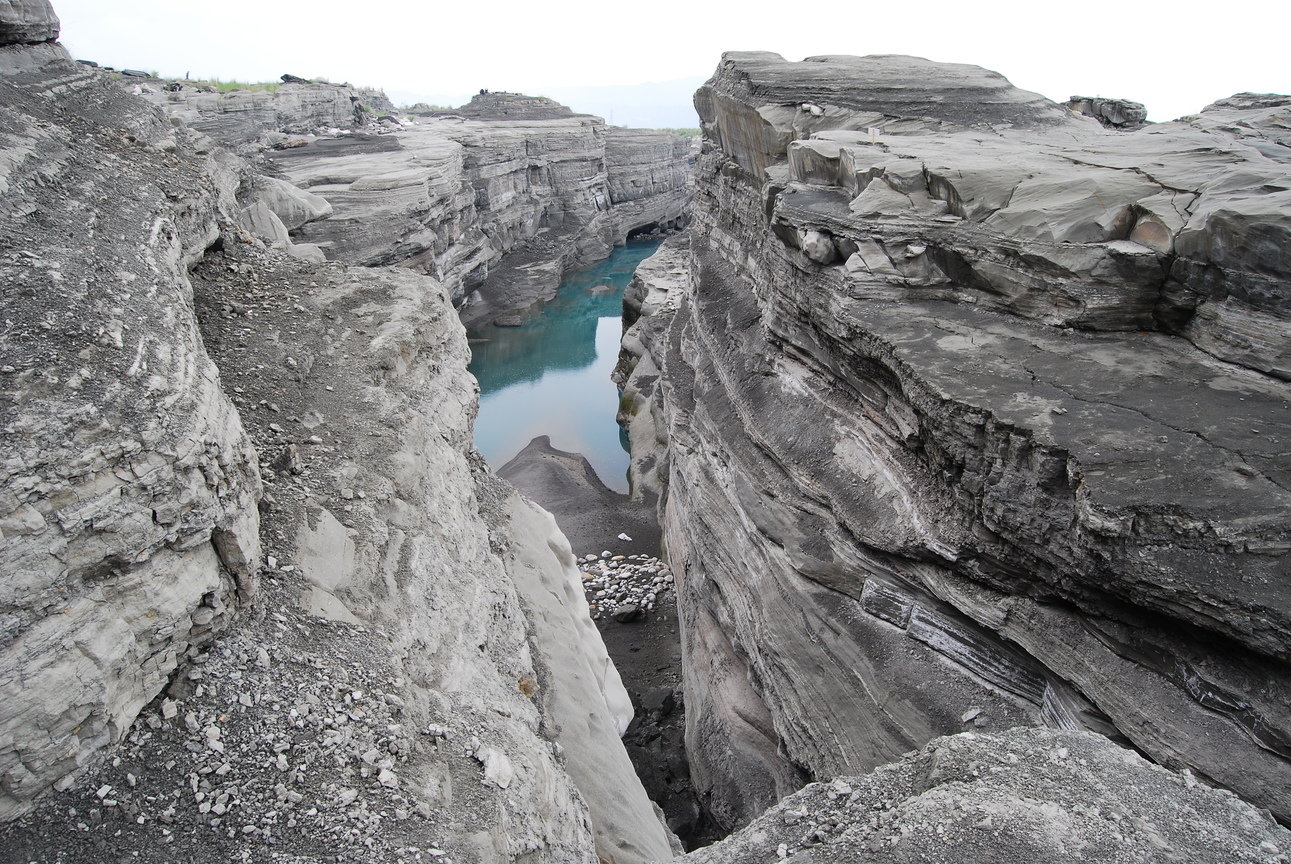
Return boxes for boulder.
[1066,95,1149,128]
[253,176,332,231]
[0,0,57,45]
[237,199,292,245]
[612,604,644,623]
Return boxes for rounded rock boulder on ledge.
[0,0,59,45]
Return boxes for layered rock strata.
[605,127,695,242]
[618,51,1291,830]
[0,0,57,44]
[137,84,695,328]
[278,111,616,312]
[143,79,395,150]
[0,33,260,821]
[0,13,674,862]
[270,106,694,328]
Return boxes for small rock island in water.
[1,2,1290,863]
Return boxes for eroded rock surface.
[0,40,259,821]
[0,0,58,45]
[1065,95,1149,129]
[1,15,672,862]
[619,51,1291,831]
[142,79,395,150]
[136,84,695,328]
[685,727,1291,863]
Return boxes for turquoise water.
[468,241,662,493]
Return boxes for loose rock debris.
[578,552,674,620]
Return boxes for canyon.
[1,2,1289,863]
[0,4,686,861]
[140,83,693,329]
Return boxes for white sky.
[53,0,1290,123]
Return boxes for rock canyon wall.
[0,7,677,862]
[618,51,1291,833]
[136,84,694,328]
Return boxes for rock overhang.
[0,0,58,46]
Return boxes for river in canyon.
[467,240,662,492]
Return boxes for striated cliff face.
[0,32,261,822]
[605,127,695,241]
[138,83,695,328]
[277,110,618,317]
[618,51,1291,831]
[0,10,675,862]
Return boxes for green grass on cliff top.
[192,79,282,93]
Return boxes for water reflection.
[468,241,662,493]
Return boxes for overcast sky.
[53,0,1290,124]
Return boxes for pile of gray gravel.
[578,553,674,620]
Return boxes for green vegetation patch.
[202,79,282,93]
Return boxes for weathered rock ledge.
[686,726,1291,863]
[619,51,1291,833]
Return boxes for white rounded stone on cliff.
[801,230,837,264]
[476,747,514,789]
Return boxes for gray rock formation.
[0,39,260,821]
[136,85,694,328]
[444,90,577,121]
[618,51,1291,831]
[142,80,395,149]
[269,108,693,328]
[0,0,57,44]
[1065,95,1149,128]
[605,127,694,240]
[282,112,616,308]
[502,490,678,862]
[685,727,1291,863]
[0,13,673,862]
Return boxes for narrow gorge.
[1,2,1289,863]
